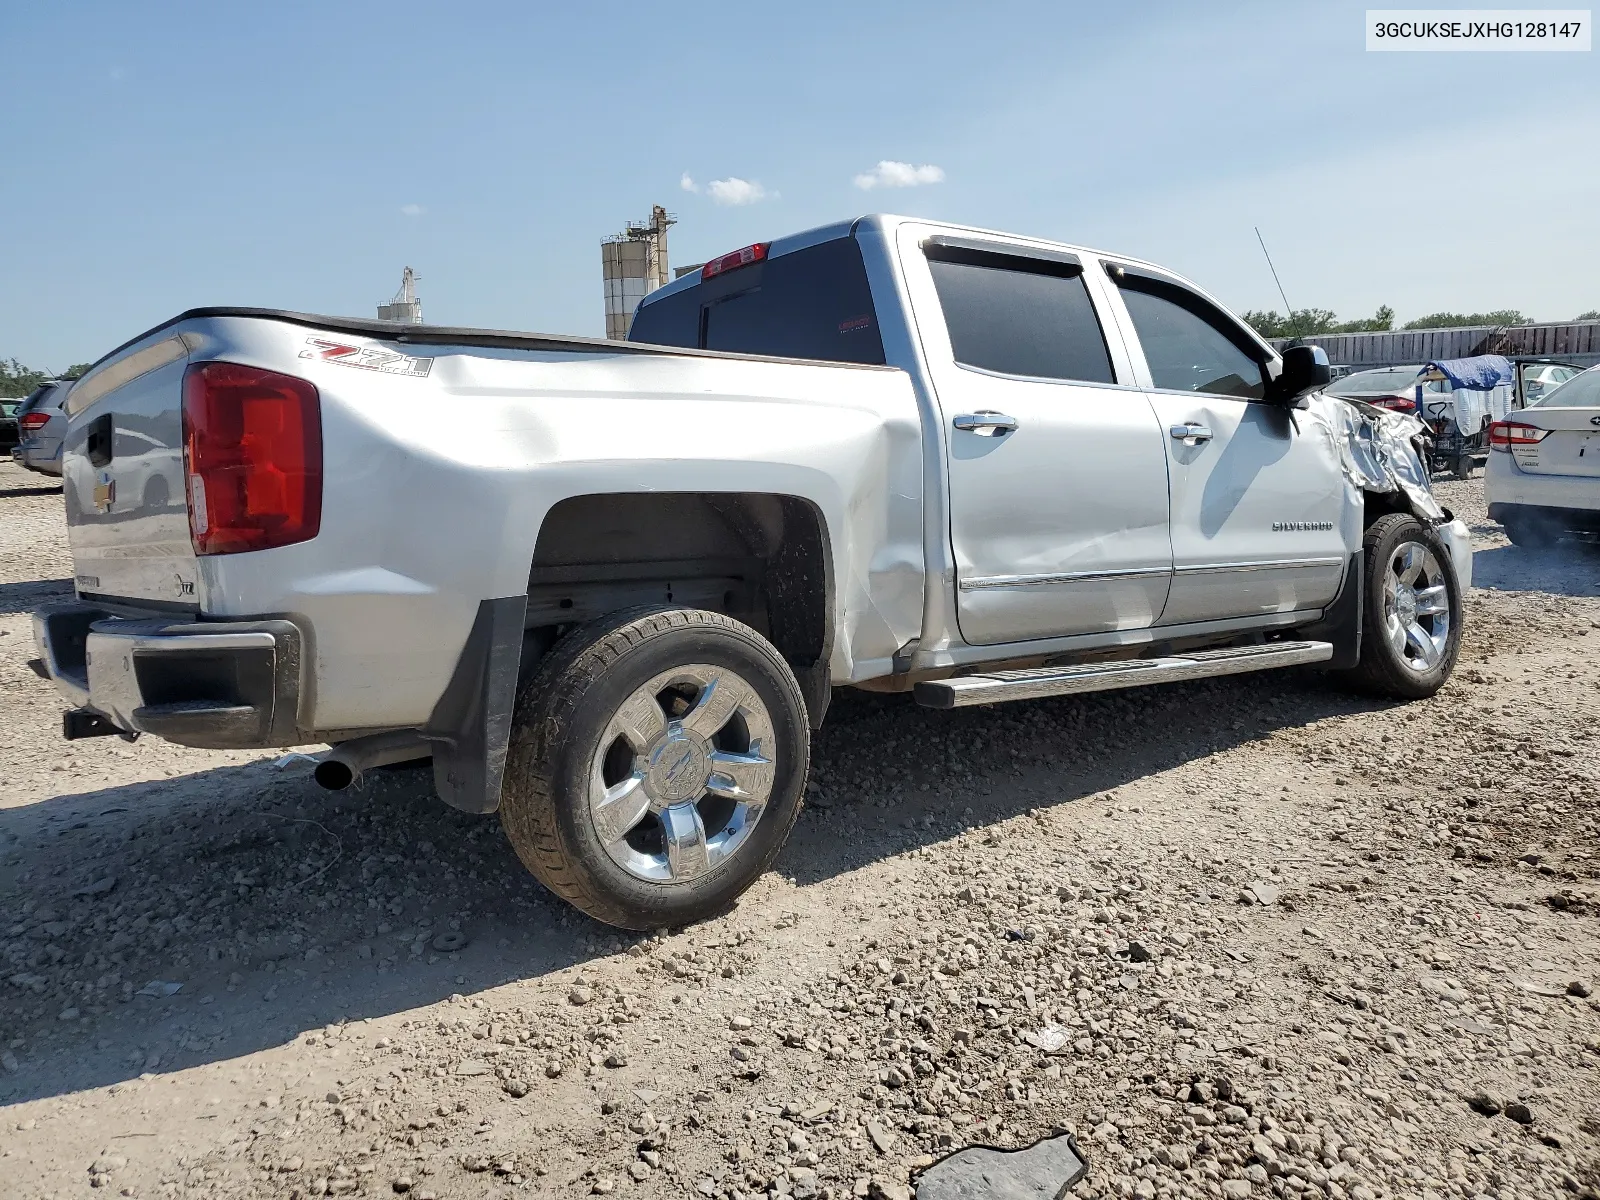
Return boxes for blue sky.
[3,0,1597,370]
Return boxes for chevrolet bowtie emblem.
[92,471,116,514]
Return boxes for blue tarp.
[1424,354,1514,391]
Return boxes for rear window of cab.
[627,238,885,366]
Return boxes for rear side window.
[628,238,885,365]
[15,384,53,415]
[926,250,1114,384]
[1117,277,1266,400]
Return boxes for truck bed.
[55,308,927,738]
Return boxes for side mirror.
[1269,344,1331,405]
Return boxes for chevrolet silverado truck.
[32,214,1471,930]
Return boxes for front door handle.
[953,411,1019,437]
[1169,422,1213,445]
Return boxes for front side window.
[1117,280,1266,400]
[926,250,1114,385]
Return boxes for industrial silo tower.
[601,206,675,339]
[378,267,423,323]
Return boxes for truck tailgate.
[62,334,200,606]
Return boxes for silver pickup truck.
[32,214,1470,929]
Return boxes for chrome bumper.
[32,603,304,749]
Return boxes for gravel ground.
[1,457,1597,1200]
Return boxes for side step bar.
[913,640,1334,710]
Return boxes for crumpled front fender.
[1319,395,1445,524]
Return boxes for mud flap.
[425,595,528,814]
[1297,551,1362,670]
[794,661,831,730]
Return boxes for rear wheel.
[1452,453,1474,480]
[1336,513,1462,699]
[499,607,809,930]
[142,474,171,510]
[1502,513,1557,549]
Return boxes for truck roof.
[638,213,1147,311]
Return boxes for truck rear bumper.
[32,602,304,749]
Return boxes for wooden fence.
[1267,321,1600,369]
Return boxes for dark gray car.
[0,396,20,452]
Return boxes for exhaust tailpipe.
[314,731,433,791]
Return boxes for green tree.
[1241,308,1340,338]
[1335,305,1395,333]
[1,358,51,399]
[1242,305,1394,338]
[1400,310,1529,330]
[1240,310,1286,337]
[1576,310,1600,321]
[0,358,94,396]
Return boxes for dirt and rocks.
[1,457,1597,1200]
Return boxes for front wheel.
[1335,513,1463,699]
[499,607,810,930]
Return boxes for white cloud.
[400,204,425,217]
[707,177,770,206]
[853,160,945,190]
[680,172,699,193]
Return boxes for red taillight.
[1486,420,1550,451]
[1372,394,1416,412]
[181,362,322,555]
[19,411,50,434]
[701,242,770,280]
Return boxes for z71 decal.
[299,338,434,377]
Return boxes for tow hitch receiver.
[63,708,138,742]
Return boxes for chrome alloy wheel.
[589,665,776,884]
[1383,540,1451,672]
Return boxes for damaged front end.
[1318,395,1472,592]
[1330,398,1445,522]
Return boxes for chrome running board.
[913,640,1335,709]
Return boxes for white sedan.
[1485,364,1600,546]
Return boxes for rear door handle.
[953,411,1019,436]
[1169,422,1213,445]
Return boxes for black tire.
[499,607,810,930]
[1452,454,1474,481]
[1502,514,1556,549]
[1335,513,1463,700]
